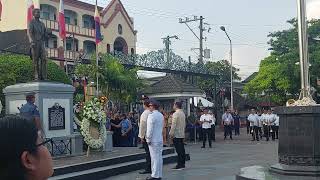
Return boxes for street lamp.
[220,26,234,111]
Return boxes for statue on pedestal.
[27,8,51,81]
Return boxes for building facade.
[0,0,137,62]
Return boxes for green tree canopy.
[75,54,143,103]
[198,60,240,98]
[244,19,320,104]
[0,53,71,112]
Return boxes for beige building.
[0,0,137,62]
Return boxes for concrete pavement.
[106,129,280,180]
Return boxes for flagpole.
[64,39,68,75]
[96,44,99,97]
[95,0,99,97]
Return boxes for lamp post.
[220,26,234,110]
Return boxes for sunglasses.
[36,131,52,147]
[36,138,52,147]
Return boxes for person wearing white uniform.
[262,109,276,141]
[222,109,234,140]
[200,109,214,148]
[146,99,164,180]
[138,100,152,174]
[274,113,279,139]
[247,109,259,141]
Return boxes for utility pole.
[199,16,204,64]
[179,16,205,64]
[161,35,179,68]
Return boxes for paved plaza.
[106,129,319,180]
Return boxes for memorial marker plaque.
[48,103,65,130]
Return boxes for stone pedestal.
[270,106,320,176]
[103,131,113,152]
[3,82,83,156]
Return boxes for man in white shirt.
[257,111,263,139]
[274,112,279,139]
[247,109,259,141]
[222,109,234,140]
[262,109,276,141]
[200,109,213,148]
[138,100,152,174]
[146,99,164,180]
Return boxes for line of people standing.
[138,98,187,180]
[247,108,279,141]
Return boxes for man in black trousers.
[169,101,186,170]
[138,99,152,174]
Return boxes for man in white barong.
[146,99,164,180]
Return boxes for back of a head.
[0,115,38,180]
[174,101,182,109]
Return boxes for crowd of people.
[138,97,187,180]
[246,108,279,141]
[0,92,281,180]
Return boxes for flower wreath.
[80,98,107,149]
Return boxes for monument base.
[47,133,84,157]
[270,163,320,176]
[3,81,84,157]
[236,165,319,180]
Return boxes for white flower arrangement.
[80,97,107,149]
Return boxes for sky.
[82,0,320,80]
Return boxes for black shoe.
[201,146,205,148]
[230,137,233,140]
[146,177,161,180]
[163,145,168,147]
[172,165,185,170]
[209,146,212,148]
[139,170,151,174]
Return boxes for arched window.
[118,24,123,35]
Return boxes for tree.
[244,19,320,104]
[198,60,240,99]
[0,53,71,113]
[75,54,143,104]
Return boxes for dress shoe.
[172,165,185,170]
[201,146,205,148]
[146,177,161,180]
[139,170,151,174]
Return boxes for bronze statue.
[27,8,51,80]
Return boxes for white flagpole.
[95,0,99,97]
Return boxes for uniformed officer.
[262,109,276,141]
[146,99,164,180]
[19,92,41,130]
[247,109,259,141]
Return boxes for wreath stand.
[86,124,100,157]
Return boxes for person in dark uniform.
[233,110,241,136]
[19,92,41,131]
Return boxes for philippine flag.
[94,3,102,44]
[27,0,34,26]
[59,0,66,39]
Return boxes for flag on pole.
[27,0,34,26]
[58,0,66,39]
[0,0,3,21]
[94,1,102,44]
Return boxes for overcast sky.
[83,0,320,79]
